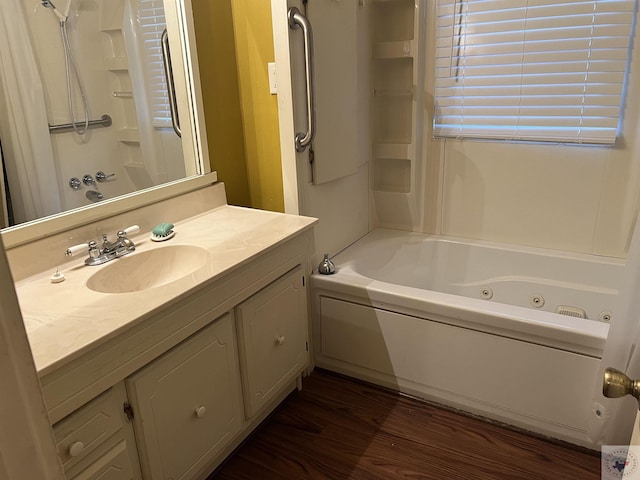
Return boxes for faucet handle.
[66,240,98,257]
[65,242,89,257]
[96,171,115,182]
[118,225,140,238]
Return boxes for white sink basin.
[86,245,208,294]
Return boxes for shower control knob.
[82,174,95,186]
[96,171,115,182]
[603,367,640,409]
[69,177,81,190]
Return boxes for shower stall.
[0,0,190,226]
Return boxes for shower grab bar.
[49,114,112,134]
[161,29,182,138]
[288,7,315,152]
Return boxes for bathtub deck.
[213,370,600,480]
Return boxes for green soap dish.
[150,223,175,242]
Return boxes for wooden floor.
[212,371,600,479]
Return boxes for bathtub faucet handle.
[318,253,336,275]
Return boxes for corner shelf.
[370,0,422,230]
[105,57,129,71]
[373,41,415,59]
[374,143,411,159]
[373,158,411,193]
[117,128,140,144]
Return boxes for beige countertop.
[15,205,317,376]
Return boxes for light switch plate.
[268,62,277,95]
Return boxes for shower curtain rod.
[48,114,112,134]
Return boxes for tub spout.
[86,190,103,202]
[318,253,335,275]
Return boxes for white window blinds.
[137,0,171,128]
[433,0,636,144]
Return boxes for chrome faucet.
[66,225,140,266]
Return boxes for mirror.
[0,0,209,243]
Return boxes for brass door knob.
[603,367,640,409]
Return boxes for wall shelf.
[105,57,129,71]
[373,89,413,98]
[374,143,411,159]
[373,41,414,59]
[117,128,140,144]
[373,158,411,193]
[370,0,422,231]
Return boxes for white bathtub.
[311,228,624,448]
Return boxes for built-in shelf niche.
[370,0,422,230]
[374,57,413,93]
[100,0,144,191]
[373,40,415,59]
[373,158,411,193]
[372,0,415,42]
[374,95,413,144]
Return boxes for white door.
[598,213,640,478]
[272,0,369,265]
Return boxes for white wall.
[420,4,640,259]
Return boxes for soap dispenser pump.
[318,253,336,275]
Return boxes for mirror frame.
[1,0,212,249]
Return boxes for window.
[433,0,636,144]
[137,0,172,128]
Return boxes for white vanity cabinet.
[27,213,317,480]
[125,313,243,480]
[52,383,141,480]
[236,265,309,418]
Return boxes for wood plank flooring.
[212,370,600,479]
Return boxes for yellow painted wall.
[230,0,284,212]
[192,0,251,207]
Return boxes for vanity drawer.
[53,383,127,471]
[67,439,136,480]
[236,265,309,418]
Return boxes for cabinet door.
[126,314,242,480]
[236,265,309,418]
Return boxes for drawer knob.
[68,441,85,457]
[194,406,207,418]
[276,335,286,345]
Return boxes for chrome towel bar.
[49,114,112,134]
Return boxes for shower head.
[41,0,69,23]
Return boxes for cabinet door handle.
[194,406,207,418]
[68,441,85,457]
[276,335,286,346]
